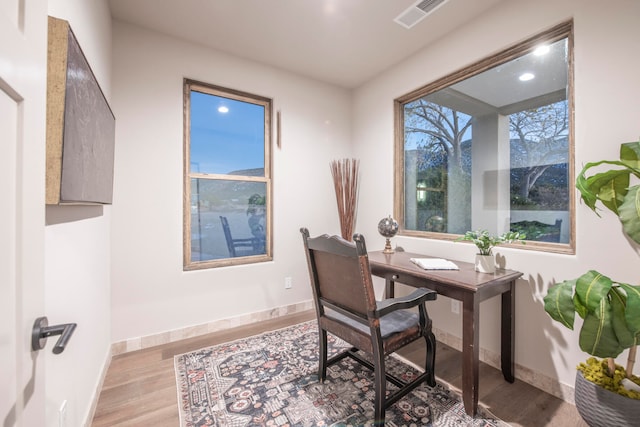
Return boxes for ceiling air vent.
[394,0,449,29]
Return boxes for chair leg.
[318,328,328,382]
[424,331,437,387]
[373,349,386,426]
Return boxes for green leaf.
[610,287,635,348]
[543,280,576,329]
[574,292,587,319]
[619,140,640,170]
[456,229,501,255]
[500,231,527,243]
[576,160,627,211]
[574,270,613,314]
[576,165,600,212]
[576,141,640,215]
[583,168,630,214]
[579,301,625,358]
[619,186,640,245]
[618,282,640,333]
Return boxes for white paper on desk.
[410,258,459,270]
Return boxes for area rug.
[174,321,509,427]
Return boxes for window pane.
[190,178,266,262]
[184,80,271,269]
[396,25,573,251]
[404,101,472,234]
[403,98,569,243]
[190,91,265,176]
[509,100,569,243]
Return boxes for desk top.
[368,250,523,294]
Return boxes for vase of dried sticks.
[330,158,360,241]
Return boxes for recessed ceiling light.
[519,72,535,82]
[218,106,229,113]
[533,45,550,56]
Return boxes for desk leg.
[385,278,395,298]
[461,296,479,417]
[501,281,515,382]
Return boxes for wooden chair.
[300,228,437,425]
[219,216,259,257]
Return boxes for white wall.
[45,1,113,426]
[353,0,640,400]
[110,22,351,343]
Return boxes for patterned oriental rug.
[174,321,509,427]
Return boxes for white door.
[0,0,48,425]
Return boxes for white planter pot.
[475,254,495,273]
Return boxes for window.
[183,79,272,269]
[394,22,574,253]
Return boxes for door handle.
[31,316,77,354]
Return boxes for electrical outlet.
[59,400,67,427]
[451,300,460,315]
[285,277,292,289]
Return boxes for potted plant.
[456,229,525,273]
[543,139,640,426]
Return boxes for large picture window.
[394,22,574,253]
[183,79,272,269]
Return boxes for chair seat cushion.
[326,308,419,339]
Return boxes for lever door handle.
[31,316,77,354]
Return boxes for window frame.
[183,78,273,270]
[393,21,575,254]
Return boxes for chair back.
[300,228,376,320]
[219,216,236,257]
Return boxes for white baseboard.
[84,346,112,427]
[110,300,314,356]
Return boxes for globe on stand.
[378,215,399,254]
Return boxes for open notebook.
[410,258,459,270]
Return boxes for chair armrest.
[375,287,437,317]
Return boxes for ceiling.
[108,0,505,89]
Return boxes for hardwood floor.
[91,310,587,426]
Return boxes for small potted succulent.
[543,139,640,426]
[456,229,525,273]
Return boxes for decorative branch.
[330,158,360,241]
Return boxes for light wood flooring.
[91,310,587,426]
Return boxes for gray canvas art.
[60,26,115,204]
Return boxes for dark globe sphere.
[378,216,399,238]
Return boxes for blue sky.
[190,91,265,174]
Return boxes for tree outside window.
[403,99,569,243]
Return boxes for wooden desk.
[368,250,523,417]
